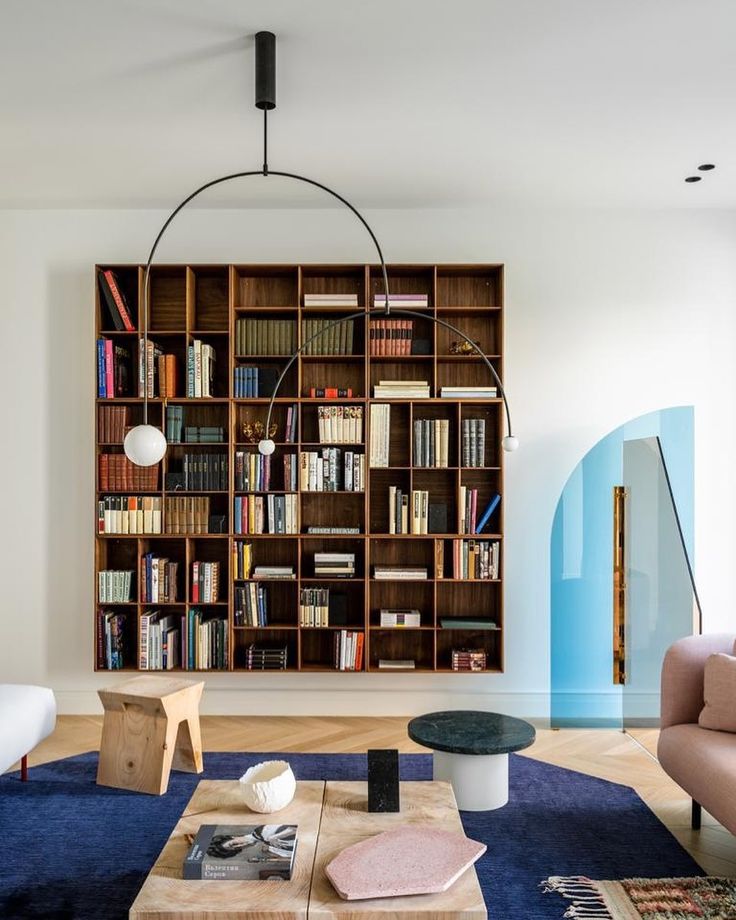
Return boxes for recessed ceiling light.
[685,176,702,183]
[698,164,716,171]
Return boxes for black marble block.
[367,749,400,812]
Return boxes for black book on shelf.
[429,503,448,534]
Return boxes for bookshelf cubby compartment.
[95,263,504,673]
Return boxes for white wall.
[1,206,734,716]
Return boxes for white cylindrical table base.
[433,750,509,811]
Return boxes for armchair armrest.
[660,633,736,728]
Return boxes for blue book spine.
[234,497,242,535]
[253,367,259,398]
[475,494,501,534]
[97,339,106,397]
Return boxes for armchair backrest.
[660,633,736,728]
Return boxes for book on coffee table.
[183,823,298,880]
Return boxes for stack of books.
[98,269,136,330]
[334,630,364,670]
[97,570,134,603]
[373,380,431,399]
[452,649,487,672]
[233,494,298,535]
[369,404,390,467]
[186,340,217,398]
[301,318,355,355]
[368,318,414,356]
[440,386,497,399]
[413,418,450,467]
[235,451,271,492]
[182,611,228,670]
[98,455,159,491]
[96,338,131,397]
[452,539,500,579]
[440,618,499,630]
[300,587,330,627]
[191,561,220,603]
[232,540,252,580]
[299,449,365,492]
[245,643,288,670]
[98,610,126,670]
[98,405,130,443]
[184,427,224,444]
[306,526,360,535]
[374,566,428,580]
[459,490,500,535]
[462,419,486,467]
[304,293,359,308]
[379,609,421,628]
[315,553,355,577]
[373,293,429,309]
[98,496,163,534]
[253,566,295,579]
[378,658,416,670]
[235,319,296,355]
[317,406,363,443]
[235,583,268,626]
[233,366,280,398]
[140,555,179,603]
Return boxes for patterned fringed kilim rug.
[544,875,736,919]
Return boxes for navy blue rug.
[0,751,701,920]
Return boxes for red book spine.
[103,270,135,332]
[98,453,109,491]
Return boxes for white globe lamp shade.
[124,425,167,467]
[501,435,519,453]
[258,438,276,456]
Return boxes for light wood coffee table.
[130,780,487,919]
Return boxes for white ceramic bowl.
[239,760,297,813]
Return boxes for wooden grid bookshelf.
[95,264,504,674]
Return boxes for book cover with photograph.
[183,823,298,880]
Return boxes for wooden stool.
[97,676,204,795]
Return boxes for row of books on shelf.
[233,494,298,534]
[368,319,416,356]
[98,405,131,443]
[140,609,228,670]
[388,488,431,535]
[299,449,365,492]
[186,341,217,398]
[236,319,296,356]
[98,570,134,604]
[233,540,252,580]
[413,418,450,467]
[97,339,131,398]
[98,610,126,669]
[235,583,268,626]
[141,555,179,603]
[166,407,224,444]
[235,451,274,492]
[138,341,174,398]
[98,269,136,330]
[302,318,355,356]
[368,403,390,466]
[316,405,363,443]
[166,454,228,492]
[191,561,221,603]
[334,630,364,671]
[299,587,329,627]
[98,496,218,534]
[233,366,280,398]
[452,539,500,580]
[98,454,159,492]
[459,489,500,535]
[462,419,487,467]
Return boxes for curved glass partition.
[551,407,696,728]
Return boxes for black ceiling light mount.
[697,164,716,171]
[122,30,518,467]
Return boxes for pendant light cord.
[263,108,269,175]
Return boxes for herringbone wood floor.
[19,717,736,877]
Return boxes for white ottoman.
[0,684,56,779]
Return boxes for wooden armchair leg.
[692,799,701,830]
[20,754,28,781]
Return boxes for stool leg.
[172,715,204,774]
[20,755,28,781]
[692,799,702,830]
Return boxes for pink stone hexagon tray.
[325,825,487,900]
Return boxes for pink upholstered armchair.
[658,633,736,834]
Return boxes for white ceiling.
[0,0,734,209]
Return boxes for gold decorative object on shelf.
[242,421,278,444]
[449,339,481,355]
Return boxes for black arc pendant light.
[123,32,518,467]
